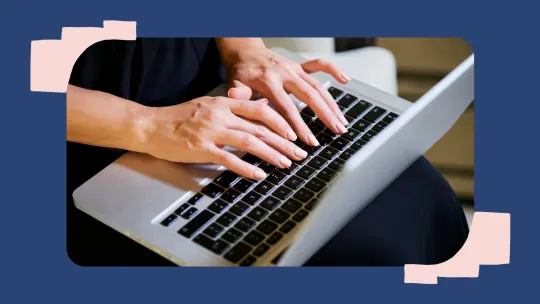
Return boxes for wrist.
[125,102,158,154]
[216,38,265,68]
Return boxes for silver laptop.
[72,48,474,267]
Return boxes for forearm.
[215,38,265,67]
[66,85,150,153]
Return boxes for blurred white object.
[262,38,398,95]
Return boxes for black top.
[69,38,225,106]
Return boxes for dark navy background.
[0,0,535,301]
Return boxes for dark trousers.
[67,146,469,266]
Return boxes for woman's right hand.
[133,96,308,180]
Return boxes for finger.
[208,145,267,180]
[227,98,298,141]
[301,58,350,84]
[227,80,253,100]
[217,128,293,170]
[300,72,349,126]
[229,116,308,161]
[284,75,347,135]
[262,83,319,147]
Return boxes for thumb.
[227,80,253,100]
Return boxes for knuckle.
[242,134,257,147]
[254,101,269,115]
[254,125,268,137]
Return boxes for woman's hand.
[216,38,351,147]
[133,96,308,180]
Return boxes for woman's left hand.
[216,38,351,147]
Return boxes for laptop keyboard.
[159,86,399,266]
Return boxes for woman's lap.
[305,156,469,266]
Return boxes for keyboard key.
[178,210,215,238]
[255,181,275,195]
[160,214,178,227]
[350,139,367,151]
[339,149,354,161]
[279,163,298,175]
[296,166,316,180]
[207,199,228,214]
[187,193,204,205]
[319,147,339,160]
[181,207,198,219]
[372,121,389,133]
[201,183,224,198]
[247,207,268,222]
[304,144,322,155]
[253,243,271,257]
[284,176,304,190]
[307,156,327,170]
[216,212,237,227]
[306,178,326,192]
[272,186,293,200]
[341,129,361,141]
[258,161,276,173]
[301,106,316,117]
[282,199,302,213]
[256,220,278,235]
[269,208,291,224]
[214,171,239,188]
[240,255,257,266]
[361,130,377,142]
[224,242,252,263]
[229,202,250,216]
[317,187,328,197]
[242,153,261,165]
[235,217,255,232]
[292,209,310,222]
[292,155,308,166]
[244,230,265,246]
[316,133,334,146]
[363,106,387,123]
[260,197,281,211]
[305,198,319,211]
[317,168,337,182]
[328,158,345,171]
[242,191,262,206]
[308,121,325,135]
[267,171,287,185]
[267,232,284,245]
[351,119,372,132]
[293,188,315,202]
[194,234,230,255]
[300,112,313,123]
[233,179,254,192]
[328,87,343,99]
[337,94,358,108]
[221,189,241,203]
[382,112,399,124]
[330,138,349,150]
[345,100,372,118]
[280,221,297,233]
[222,228,243,243]
[203,223,224,238]
[174,203,191,215]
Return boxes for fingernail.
[257,98,269,104]
[286,129,298,141]
[341,73,351,82]
[294,147,308,159]
[280,156,292,168]
[253,169,267,180]
[336,123,347,134]
[308,134,320,146]
[227,88,235,97]
[339,114,349,126]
